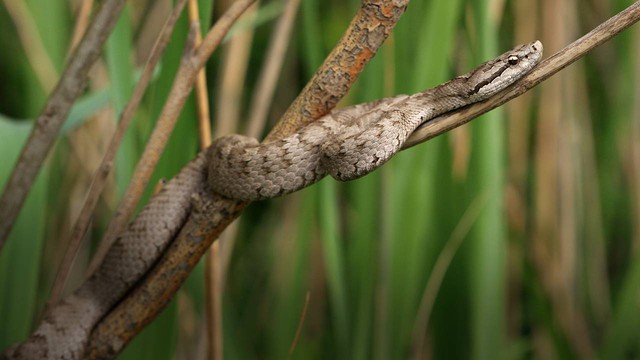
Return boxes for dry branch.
[265,0,410,141]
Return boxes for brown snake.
[2,41,542,359]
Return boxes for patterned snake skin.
[2,41,541,359]
[208,41,543,201]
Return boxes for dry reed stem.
[214,1,259,137]
[68,0,95,54]
[189,0,212,149]
[287,291,311,359]
[246,0,301,139]
[185,1,220,358]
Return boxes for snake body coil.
[2,41,542,360]
[208,41,543,201]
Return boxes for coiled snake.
[2,41,542,359]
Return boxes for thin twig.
[403,0,640,149]
[214,1,259,137]
[189,0,212,149]
[246,0,301,139]
[85,1,411,356]
[186,1,221,358]
[91,0,257,272]
[287,291,311,360]
[68,0,95,54]
[47,0,189,307]
[0,0,126,250]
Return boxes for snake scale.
[2,41,542,359]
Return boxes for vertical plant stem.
[245,0,301,139]
[190,0,212,149]
[214,0,258,136]
[68,0,95,54]
[469,1,507,358]
[186,1,221,357]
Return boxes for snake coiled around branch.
[2,41,542,360]
[208,41,543,201]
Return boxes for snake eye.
[507,55,519,65]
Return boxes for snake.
[208,41,543,201]
[2,41,542,359]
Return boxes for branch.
[265,0,410,141]
[402,0,640,149]
[0,0,126,250]
[85,193,246,359]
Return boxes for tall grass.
[1,0,640,358]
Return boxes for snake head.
[466,40,543,101]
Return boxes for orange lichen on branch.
[85,193,246,359]
[265,0,409,141]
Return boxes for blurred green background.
[1,0,640,358]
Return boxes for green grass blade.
[0,119,47,349]
[468,2,507,358]
[318,178,349,355]
[105,5,138,199]
[381,0,464,357]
